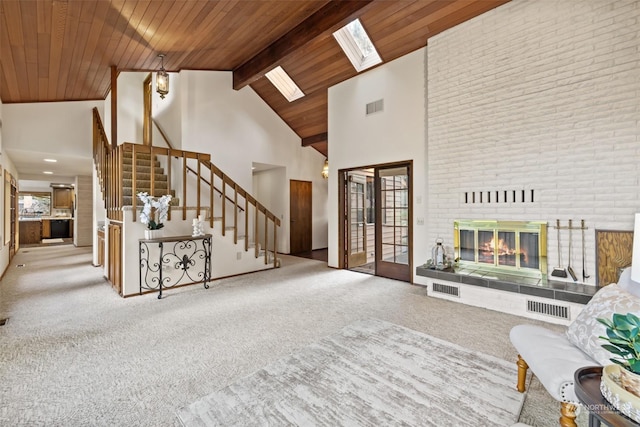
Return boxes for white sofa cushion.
[510,324,595,402]
[565,283,640,365]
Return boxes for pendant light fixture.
[156,54,169,99]
[321,158,329,179]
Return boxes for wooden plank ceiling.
[0,0,509,157]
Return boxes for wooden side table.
[574,366,640,427]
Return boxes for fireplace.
[454,220,547,278]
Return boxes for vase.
[620,367,640,398]
[144,229,163,240]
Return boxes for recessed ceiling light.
[44,158,57,163]
[43,171,53,175]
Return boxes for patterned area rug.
[176,319,525,426]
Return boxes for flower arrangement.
[137,192,172,230]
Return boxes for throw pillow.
[565,283,640,365]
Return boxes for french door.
[341,162,412,282]
[375,165,411,282]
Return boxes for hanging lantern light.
[156,54,169,99]
[321,158,329,179]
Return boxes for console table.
[139,234,212,299]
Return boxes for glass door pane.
[376,165,411,282]
[347,174,367,267]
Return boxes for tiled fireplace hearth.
[415,266,594,325]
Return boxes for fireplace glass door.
[453,220,547,277]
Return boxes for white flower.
[137,192,172,230]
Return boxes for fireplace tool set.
[551,219,589,282]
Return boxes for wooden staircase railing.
[93,107,281,264]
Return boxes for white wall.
[116,70,182,148]
[328,49,427,270]
[253,167,287,250]
[117,72,145,145]
[426,0,640,285]
[2,101,103,181]
[179,71,328,253]
[0,97,19,278]
[153,72,181,149]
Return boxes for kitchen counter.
[19,217,74,241]
[19,216,74,221]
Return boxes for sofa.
[510,267,640,427]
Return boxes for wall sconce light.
[321,159,329,179]
[156,54,169,99]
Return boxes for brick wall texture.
[426,0,640,284]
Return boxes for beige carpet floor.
[0,245,585,426]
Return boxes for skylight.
[265,66,305,102]
[333,19,382,72]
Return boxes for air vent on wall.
[366,99,384,115]
[432,282,460,297]
[527,300,569,320]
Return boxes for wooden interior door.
[289,180,312,254]
[347,174,367,267]
[375,164,412,282]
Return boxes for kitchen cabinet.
[53,188,73,209]
[19,220,42,244]
[42,219,51,238]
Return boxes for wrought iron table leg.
[158,242,163,299]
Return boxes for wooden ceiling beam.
[232,0,373,91]
[301,132,328,147]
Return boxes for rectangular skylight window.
[265,66,305,102]
[333,19,382,72]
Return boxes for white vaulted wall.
[425,0,640,285]
[179,71,328,253]
[328,49,427,269]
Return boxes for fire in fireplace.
[454,220,547,277]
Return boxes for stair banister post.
[273,217,277,266]
[132,144,137,222]
[196,155,202,217]
[182,153,187,220]
[264,206,268,265]
[167,148,172,221]
[245,196,249,252]
[209,162,214,228]
[234,184,238,244]
[221,177,226,236]
[255,203,259,258]
[150,145,155,203]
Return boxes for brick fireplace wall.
[426,0,640,286]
